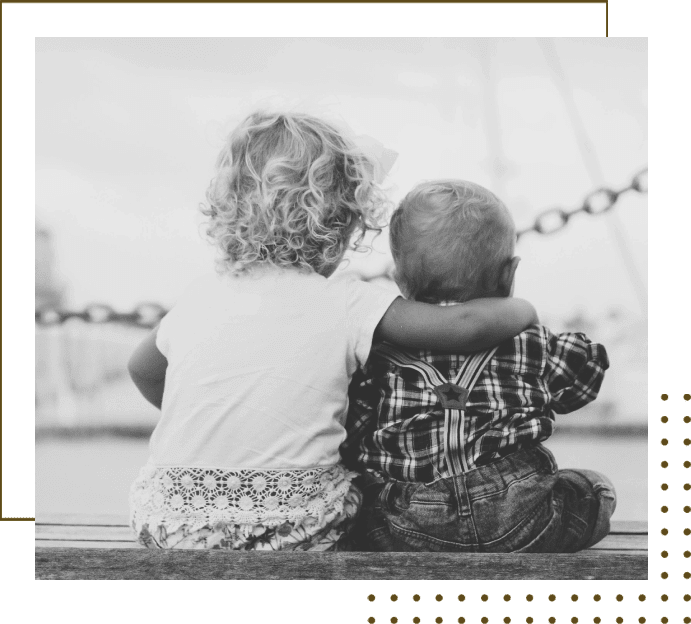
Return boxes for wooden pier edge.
[35,548,647,581]
[35,515,647,580]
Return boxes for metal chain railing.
[36,303,168,328]
[516,167,647,240]
[36,166,647,328]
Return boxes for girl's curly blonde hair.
[201,111,389,276]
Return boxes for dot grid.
[367,394,691,624]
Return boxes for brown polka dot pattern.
[365,589,680,621]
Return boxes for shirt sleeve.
[542,327,610,415]
[155,310,174,358]
[345,278,400,369]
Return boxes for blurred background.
[35,38,647,521]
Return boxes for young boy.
[342,180,615,553]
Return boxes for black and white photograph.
[34,37,647,580]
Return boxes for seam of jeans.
[388,521,476,551]
[467,468,551,503]
[473,500,553,549]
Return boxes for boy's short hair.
[390,180,516,303]
[202,111,389,276]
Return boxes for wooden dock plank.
[34,515,647,535]
[589,534,647,550]
[36,540,142,550]
[36,513,129,526]
[610,520,647,534]
[36,524,134,541]
[34,548,647,580]
[34,526,646,551]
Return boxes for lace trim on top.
[129,463,357,534]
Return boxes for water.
[35,434,647,521]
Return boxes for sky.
[35,38,647,322]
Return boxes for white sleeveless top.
[130,267,398,534]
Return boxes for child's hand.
[375,297,538,354]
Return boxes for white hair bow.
[352,134,399,184]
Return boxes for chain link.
[35,302,168,328]
[516,166,647,240]
[36,167,647,326]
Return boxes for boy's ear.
[498,256,521,297]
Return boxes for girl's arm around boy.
[375,296,538,353]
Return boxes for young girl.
[128,111,538,551]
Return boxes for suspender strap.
[375,344,448,387]
[376,344,497,477]
[444,347,498,474]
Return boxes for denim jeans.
[351,445,617,553]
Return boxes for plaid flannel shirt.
[342,324,609,483]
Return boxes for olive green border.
[0,0,672,624]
